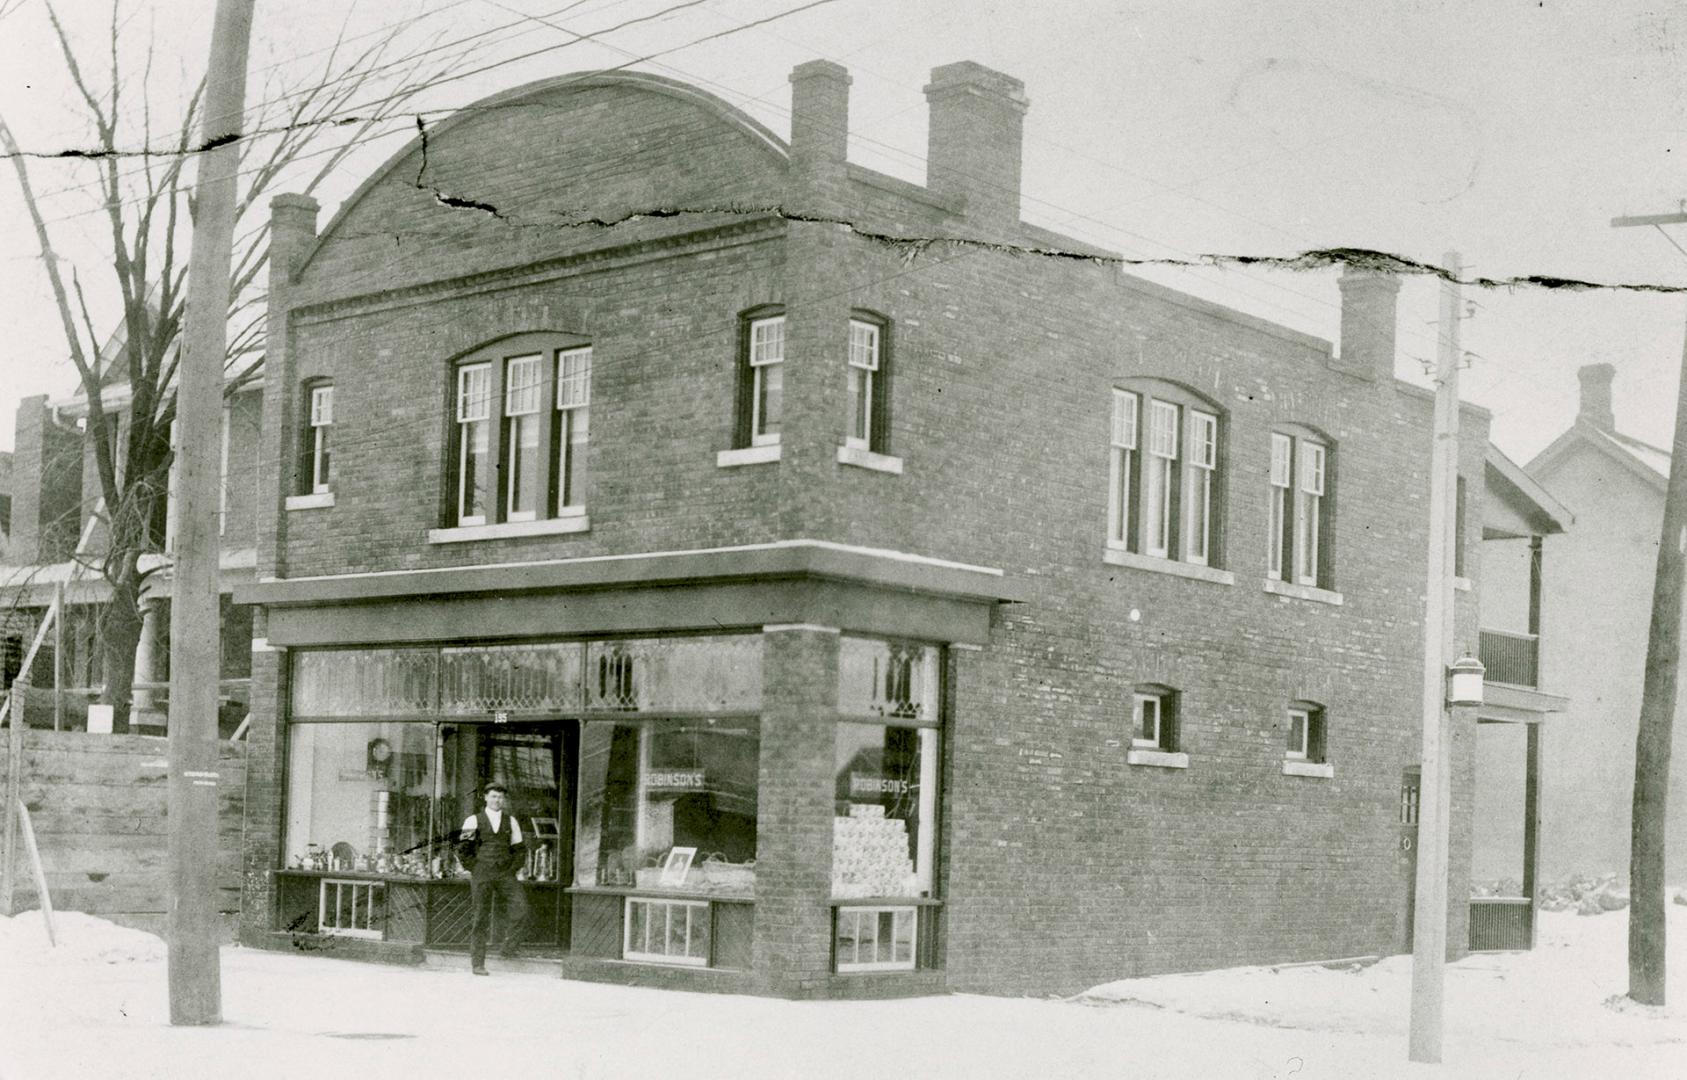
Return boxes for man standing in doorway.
[457,783,529,975]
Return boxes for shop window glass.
[837,637,938,720]
[584,636,763,713]
[833,722,938,898]
[574,718,760,896]
[291,649,439,716]
[437,642,583,715]
[284,722,441,875]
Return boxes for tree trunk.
[99,560,143,735]
[1628,314,1687,1006]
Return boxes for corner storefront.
[237,541,1011,997]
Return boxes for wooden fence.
[0,728,246,938]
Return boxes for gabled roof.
[1528,419,1668,495]
[1484,443,1573,538]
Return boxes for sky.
[2,0,1685,463]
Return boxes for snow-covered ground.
[1,906,1684,1079]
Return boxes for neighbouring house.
[1497,363,1687,884]
[0,449,13,557]
[234,59,1550,998]
[0,350,260,935]
[1468,445,1574,949]
[0,348,262,734]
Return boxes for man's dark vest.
[471,811,519,879]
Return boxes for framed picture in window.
[660,846,697,887]
[531,816,560,840]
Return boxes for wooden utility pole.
[1409,251,1462,1064]
[167,0,254,1027]
[1611,211,1687,1007]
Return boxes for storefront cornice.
[239,539,1021,609]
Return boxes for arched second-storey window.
[447,334,592,529]
[1108,383,1224,566]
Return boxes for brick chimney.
[269,193,320,286]
[8,395,83,564]
[1576,363,1615,431]
[923,61,1028,231]
[787,60,851,213]
[1332,268,1401,381]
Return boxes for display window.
[573,717,760,896]
[284,721,441,874]
[283,720,568,882]
[832,722,938,898]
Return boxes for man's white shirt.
[462,810,524,843]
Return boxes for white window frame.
[623,897,710,967]
[835,905,917,973]
[1268,432,1292,579]
[1295,440,1327,586]
[456,363,492,527]
[502,355,543,522]
[1132,691,1165,750]
[1107,390,1138,548]
[319,878,384,939]
[846,319,880,451]
[1286,707,1311,760]
[557,347,592,510]
[308,385,333,496]
[1184,409,1217,565]
[1144,400,1179,558]
[748,315,785,447]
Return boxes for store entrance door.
[436,719,579,951]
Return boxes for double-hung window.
[846,319,880,450]
[1108,390,1138,546]
[447,335,594,532]
[1108,386,1223,566]
[1269,429,1333,589]
[557,347,592,510]
[503,355,543,521]
[1186,410,1218,565]
[748,315,785,447]
[456,364,493,526]
[300,382,333,495]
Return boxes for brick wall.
[9,396,83,564]
[246,66,1483,995]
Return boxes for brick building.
[235,60,1544,997]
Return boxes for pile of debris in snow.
[1470,874,1632,915]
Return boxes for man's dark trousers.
[467,812,529,968]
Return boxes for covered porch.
[1469,445,1573,950]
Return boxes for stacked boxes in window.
[832,804,918,898]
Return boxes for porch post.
[1522,721,1543,948]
